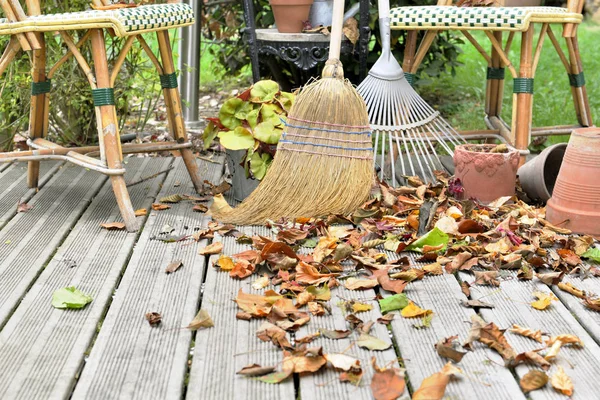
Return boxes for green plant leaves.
[253,121,282,145]
[250,152,273,180]
[582,248,600,263]
[379,294,409,313]
[202,122,219,150]
[218,127,256,150]
[406,227,449,253]
[250,80,280,103]
[219,98,253,129]
[52,286,93,309]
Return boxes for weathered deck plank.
[460,271,600,400]
[0,157,171,400]
[72,156,225,400]
[0,164,107,327]
[187,226,295,400]
[386,252,525,400]
[0,161,62,229]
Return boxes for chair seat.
[0,3,194,37]
[390,6,582,32]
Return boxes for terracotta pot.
[546,128,600,236]
[270,0,314,33]
[453,144,520,203]
[517,143,567,202]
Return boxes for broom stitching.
[278,147,373,160]
[287,115,370,129]
[283,121,371,136]
[279,139,372,151]
[282,132,372,144]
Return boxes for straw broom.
[211,0,373,225]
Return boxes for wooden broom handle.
[328,0,344,61]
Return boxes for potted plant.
[452,143,520,203]
[270,0,315,33]
[203,80,295,201]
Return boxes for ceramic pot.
[225,149,259,202]
[517,143,567,202]
[309,0,333,27]
[453,144,520,203]
[270,0,315,33]
[546,128,600,236]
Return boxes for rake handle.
[328,0,344,61]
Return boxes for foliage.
[0,0,165,150]
[203,80,295,180]
[201,0,464,88]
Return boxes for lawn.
[416,21,600,146]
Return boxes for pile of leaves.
[198,172,599,398]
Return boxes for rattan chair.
[389,0,592,163]
[0,0,201,231]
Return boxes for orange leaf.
[344,278,378,290]
[215,255,235,271]
[134,208,147,216]
[152,203,171,211]
[229,259,255,279]
[295,262,335,285]
[370,358,406,400]
[282,349,327,373]
[413,362,461,400]
[100,222,126,230]
[551,366,574,396]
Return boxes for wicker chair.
[389,0,592,163]
[0,0,201,231]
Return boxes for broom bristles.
[211,73,374,225]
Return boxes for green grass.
[417,21,600,147]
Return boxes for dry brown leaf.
[463,314,486,349]
[435,335,467,363]
[256,321,293,349]
[584,296,600,311]
[531,291,558,310]
[370,358,406,400]
[296,291,316,307]
[551,366,574,396]
[344,277,378,290]
[373,269,407,294]
[474,271,500,287]
[413,362,461,400]
[165,260,183,274]
[536,271,564,285]
[145,312,161,326]
[445,252,472,273]
[320,329,351,339]
[377,313,396,324]
[557,282,586,299]
[295,261,335,285]
[325,353,361,372]
[192,204,208,213]
[423,262,443,275]
[557,248,582,266]
[236,363,276,377]
[100,222,126,230]
[151,203,171,211]
[509,324,543,343]
[514,351,551,370]
[479,321,517,365]
[16,201,33,213]
[229,259,255,279]
[520,370,548,393]
[546,334,584,347]
[308,302,325,316]
[282,349,327,373]
[198,242,223,255]
[485,237,512,254]
[340,369,364,385]
[186,309,213,330]
[313,236,338,263]
[134,208,147,216]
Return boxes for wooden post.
[156,30,203,193]
[90,29,138,231]
[512,27,534,166]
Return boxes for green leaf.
[253,121,282,145]
[306,284,331,301]
[302,238,318,248]
[260,104,284,126]
[582,248,600,263]
[254,370,292,384]
[246,108,260,129]
[52,286,93,309]
[202,122,219,151]
[218,127,256,150]
[250,80,280,103]
[249,152,272,180]
[219,98,252,129]
[379,294,409,313]
[405,227,449,253]
[278,92,295,110]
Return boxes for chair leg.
[27,32,47,188]
[485,31,504,119]
[156,30,203,194]
[512,27,535,166]
[90,29,138,231]
[566,35,592,127]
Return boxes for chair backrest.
[436,0,585,10]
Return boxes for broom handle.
[328,0,344,60]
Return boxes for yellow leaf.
[509,324,543,343]
[531,291,557,310]
[199,242,224,255]
[134,208,147,216]
[252,274,270,290]
[208,193,233,216]
[344,277,378,290]
[551,366,574,396]
[546,334,584,347]
[216,255,234,271]
[352,302,373,313]
[401,301,432,318]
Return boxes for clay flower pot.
[546,128,600,236]
[517,143,567,202]
[453,144,520,203]
[270,0,314,33]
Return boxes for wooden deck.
[0,155,599,399]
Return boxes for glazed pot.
[546,128,600,236]
[270,0,315,33]
[517,143,567,202]
[453,144,520,203]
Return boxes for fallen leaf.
[306,284,331,301]
[296,332,321,344]
[546,334,583,347]
[296,291,315,307]
[377,313,396,324]
[215,255,235,271]
[134,208,147,216]
[51,286,93,309]
[325,353,361,372]
[237,364,276,377]
[186,309,213,330]
[509,324,543,343]
[198,242,223,255]
[193,204,208,213]
[479,321,517,365]
[356,333,391,351]
[255,369,292,383]
[145,312,162,326]
[152,203,171,211]
[320,329,351,339]
[461,281,471,297]
[520,370,548,393]
[256,321,292,348]
[515,351,550,370]
[485,237,512,254]
[545,339,563,360]
[457,219,484,234]
[401,301,432,318]
[460,299,495,309]
[423,262,443,275]
[230,259,255,279]
[282,349,327,373]
[340,369,364,385]
[413,362,461,400]
[159,194,183,203]
[551,366,574,396]
[557,282,586,299]
[313,236,338,263]
[165,260,183,274]
[584,296,600,311]
[344,277,378,290]
[435,216,460,235]
[463,314,487,350]
[371,358,406,400]
[536,271,564,285]
[100,222,126,230]
[308,302,325,316]
[531,291,558,310]
[379,294,409,313]
[252,274,270,290]
[474,271,500,286]
[435,335,467,363]
[373,269,408,294]
[234,289,278,317]
[295,261,335,285]
[236,312,252,321]
[352,302,373,313]
[16,201,32,213]
[557,248,582,266]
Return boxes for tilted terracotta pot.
[453,144,520,203]
[270,0,315,33]
[546,128,600,236]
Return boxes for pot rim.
[269,0,314,5]
[455,143,518,155]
